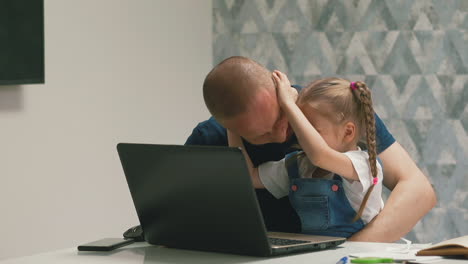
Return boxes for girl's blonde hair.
[296,78,377,222]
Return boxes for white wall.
[0,0,212,260]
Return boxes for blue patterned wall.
[213,0,468,243]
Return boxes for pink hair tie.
[373,177,378,185]
[350,82,358,90]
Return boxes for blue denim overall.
[286,152,365,238]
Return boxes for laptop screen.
[117,143,272,256]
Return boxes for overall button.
[291,185,298,191]
[331,184,339,192]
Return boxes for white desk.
[1,242,466,264]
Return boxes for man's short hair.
[203,56,272,120]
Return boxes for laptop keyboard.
[268,237,309,246]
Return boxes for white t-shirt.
[258,150,384,224]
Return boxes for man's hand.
[272,70,298,108]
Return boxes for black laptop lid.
[117,143,272,256]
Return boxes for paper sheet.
[350,243,443,263]
[350,250,442,263]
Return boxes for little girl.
[228,71,383,238]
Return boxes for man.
[186,56,436,242]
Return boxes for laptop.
[117,143,345,256]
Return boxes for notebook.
[417,235,468,258]
[117,143,345,256]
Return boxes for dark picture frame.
[0,0,44,85]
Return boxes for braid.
[351,81,378,222]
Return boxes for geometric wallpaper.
[213,0,467,243]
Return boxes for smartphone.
[77,238,135,251]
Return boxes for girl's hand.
[272,70,298,108]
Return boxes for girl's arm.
[272,70,359,181]
[227,130,265,188]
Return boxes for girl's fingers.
[273,70,282,78]
[273,70,288,85]
[272,75,279,84]
[275,71,283,79]
[272,72,280,84]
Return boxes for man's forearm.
[348,142,437,242]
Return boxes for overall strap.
[285,151,301,180]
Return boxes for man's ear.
[342,122,356,144]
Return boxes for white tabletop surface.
[1,241,466,264]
